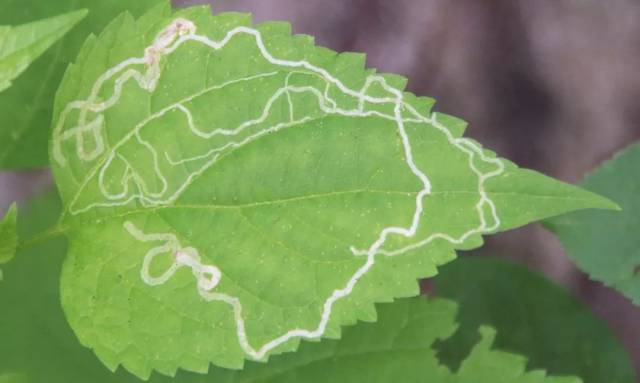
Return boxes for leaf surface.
[0,203,18,280]
[0,10,86,94]
[0,374,28,383]
[0,0,163,169]
[0,195,579,383]
[50,3,615,377]
[546,143,640,304]
[435,256,635,383]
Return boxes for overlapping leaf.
[546,143,639,304]
[0,0,163,169]
[435,256,634,383]
[0,203,18,280]
[0,192,579,383]
[0,203,17,263]
[50,2,615,378]
[0,10,86,94]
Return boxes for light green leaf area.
[0,10,87,94]
[0,195,579,383]
[0,203,18,279]
[0,0,163,169]
[435,256,635,383]
[0,374,28,383]
[50,3,615,378]
[545,143,640,305]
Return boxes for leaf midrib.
[66,188,417,226]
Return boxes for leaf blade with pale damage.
[0,0,164,169]
[0,218,580,383]
[50,3,614,378]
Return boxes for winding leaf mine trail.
[52,18,505,360]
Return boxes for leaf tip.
[582,189,621,211]
[47,8,89,33]
[69,8,90,23]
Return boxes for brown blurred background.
[2,0,640,377]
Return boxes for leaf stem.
[16,224,68,253]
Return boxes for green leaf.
[0,0,163,169]
[486,164,618,232]
[0,203,18,279]
[0,10,87,94]
[434,256,635,383]
[0,374,28,383]
[209,300,580,383]
[451,326,578,383]
[545,142,640,305]
[0,200,579,383]
[50,4,614,378]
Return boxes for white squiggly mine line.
[53,18,505,361]
[123,221,222,291]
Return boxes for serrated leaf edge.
[51,15,506,365]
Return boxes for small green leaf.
[0,203,18,276]
[435,256,635,383]
[0,10,87,93]
[50,4,613,378]
[0,0,164,169]
[453,326,579,383]
[545,142,640,305]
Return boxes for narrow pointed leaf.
[0,203,18,277]
[0,10,87,93]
